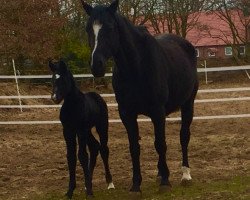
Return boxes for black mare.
[49,60,114,198]
[81,0,199,192]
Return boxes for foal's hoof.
[108,182,115,190]
[181,179,192,186]
[129,185,141,193]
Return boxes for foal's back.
[83,92,108,127]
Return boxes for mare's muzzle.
[91,55,106,77]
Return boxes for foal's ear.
[49,60,56,72]
[80,0,93,16]
[108,0,119,14]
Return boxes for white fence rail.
[0,65,250,79]
[0,87,250,100]
[0,114,250,125]
[0,65,249,125]
[1,97,250,109]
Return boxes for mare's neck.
[113,15,143,75]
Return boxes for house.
[145,10,249,60]
[187,10,248,60]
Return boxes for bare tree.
[211,0,250,62]
[146,0,211,38]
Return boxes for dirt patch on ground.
[0,72,249,199]
[0,119,249,200]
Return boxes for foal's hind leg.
[96,121,114,190]
[87,131,100,181]
[180,99,194,184]
[77,134,93,196]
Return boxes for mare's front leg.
[63,127,77,199]
[119,108,141,192]
[150,107,171,188]
[77,133,93,196]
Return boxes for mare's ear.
[49,60,56,72]
[108,0,119,14]
[80,0,93,16]
[59,60,68,74]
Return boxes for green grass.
[34,176,250,200]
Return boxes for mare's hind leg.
[96,121,114,190]
[180,98,195,184]
[150,107,171,188]
[87,131,100,181]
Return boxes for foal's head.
[80,0,119,77]
[49,60,74,104]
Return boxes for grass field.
[34,176,250,200]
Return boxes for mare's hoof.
[159,184,172,193]
[86,194,94,199]
[108,182,115,190]
[129,189,142,199]
[65,191,73,199]
[181,179,192,186]
[159,180,172,193]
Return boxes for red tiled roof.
[146,10,249,47]
[187,10,247,47]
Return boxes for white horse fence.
[0,62,250,125]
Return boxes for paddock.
[0,69,249,199]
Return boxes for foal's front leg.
[119,109,141,192]
[63,128,77,199]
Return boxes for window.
[208,51,216,57]
[239,46,245,55]
[225,47,233,56]
[195,49,200,57]
[207,48,217,57]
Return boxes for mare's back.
[155,34,197,70]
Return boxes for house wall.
[196,45,231,60]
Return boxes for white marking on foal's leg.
[107,182,115,190]
[91,21,103,66]
[181,166,192,181]
[55,74,60,79]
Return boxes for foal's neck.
[64,79,82,104]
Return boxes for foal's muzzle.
[51,94,62,104]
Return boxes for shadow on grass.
[34,176,250,200]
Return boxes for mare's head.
[81,0,119,77]
[49,60,74,104]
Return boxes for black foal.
[49,60,114,198]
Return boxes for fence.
[0,64,250,125]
